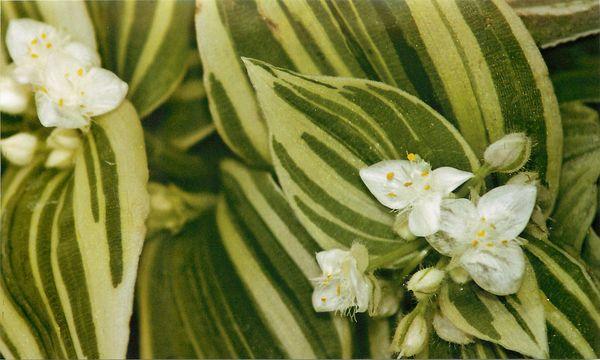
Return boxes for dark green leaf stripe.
[439,262,548,358]
[86,0,194,117]
[0,102,149,358]
[245,59,477,257]
[550,103,600,253]
[507,0,600,48]
[196,0,561,211]
[525,235,600,358]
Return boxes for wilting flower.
[312,243,372,316]
[6,18,99,85]
[34,52,128,128]
[406,267,445,299]
[45,128,81,168]
[432,312,473,345]
[0,132,38,166]
[360,154,473,237]
[484,133,531,173]
[429,184,537,295]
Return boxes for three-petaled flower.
[360,154,473,237]
[429,184,537,295]
[312,243,372,316]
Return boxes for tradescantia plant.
[0,0,598,359]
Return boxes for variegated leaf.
[507,0,600,48]
[0,102,149,358]
[196,0,562,211]
[550,102,600,253]
[138,159,352,358]
[420,332,519,359]
[524,236,600,359]
[439,262,548,358]
[245,59,476,258]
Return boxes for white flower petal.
[359,160,417,210]
[459,241,525,295]
[312,281,345,312]
[6,19,59,63]
[477,184,537,240]
[433,312,474,345]
[315,248,348,275]
[63,42,101,67]
[425,232,460,257]
[80,68,128,116]
[439,198,478,243]
[431,167,473,194]
[35,91,89,128]
[349,268,371,313]
[408,194,442,237]
[0,132,38,166]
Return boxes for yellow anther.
[421,170,429,177]
[477,230,486,237]
[321,297,327,303]
[31,38,38,45]
[46,43,52,49]
[407,153,416,161]
[386,172,394,181]
[403,181,413,187]
[41,33,47,39]
[387,192,397,198]
[486,242,494,247]
[80,91,85,96]
[423,185,431,190]
[490,223,496,230]
[80,104,86,108]
[30,53,38,58]
[77,68,83,76]
[40,86,47,94]
[336,285,341,296]
[480,216,486,222]
[58,98,64,107]
[471,239,479,247]
[501,240,509,246]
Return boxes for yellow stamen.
[486,242,494,247]
[321,297,327,303]
[77,68,83,76]
[336,285,341,296]
[41,33,47,39]
[31,38,38,45]
[407,153,416,162]
[386,172,394,181]
[471,239,479,247]
[40,86,47,94]
[423,184,431,190]
[477,230,486,237]
[480,216,486,222]
[387,192,397,198]
[421,170,429,177]
[46,43,52,49]
[501,240,509,246]
[58,98,64,107]
[403,181,412,187]
[30,53,38,58]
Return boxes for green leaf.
[138,159,352,358]
[507,0,600,48]
[420,333,518,359]
[244,58,477,258]
[86,0,194,117]
[0,102,149,358]
[582,228,600,280]
[550,103,600,253]
[196,0,562,209]
[524,236,600,359]
[439,262,548,358]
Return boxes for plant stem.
[455,164,492,198]
[367,244,424,272]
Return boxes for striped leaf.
[524,236,600,359]
[0,102,149,358]
[582,228,600,281]
[244,59,477,258]
[86,0,195,117]
[420,332,520,359]
[550,103,600,253]
[138,159,352,358]
[439,262,548,358]
[196,0,562,209]
[507,0,600,48]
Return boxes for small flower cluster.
[0,19,128,169]
[310,133,536,356]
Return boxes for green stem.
[367,245,420,272]
[455,164,492,198]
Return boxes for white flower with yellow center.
[6,18,99,85]
[312,244,372,316]
[429,184,537,295]
[360,154,473,237]
[34,52,128,128]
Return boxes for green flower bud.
[484,133,531,173]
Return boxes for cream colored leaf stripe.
[0,103,149,358]
[245,59,477,255]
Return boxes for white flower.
[312,243,372,316]
[6,18,99,85]
[34,51,128,128]
[406,267,445,299]
[360,154,473,237]
[45,128,81,168]
[0,65,30,114]
[433,312,473,345]
[0,132,38,166]
[429,184,537,295]
[484,133,531,173]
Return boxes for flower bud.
[433,312,473,345]
[0,132,38,166]
[370,278,401,318]
[407,268,445,299]
[0,66,30,114]
[45,129,81,168]
[449,267,470,284]
[484,133,531,173]
[391,313,428,357]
